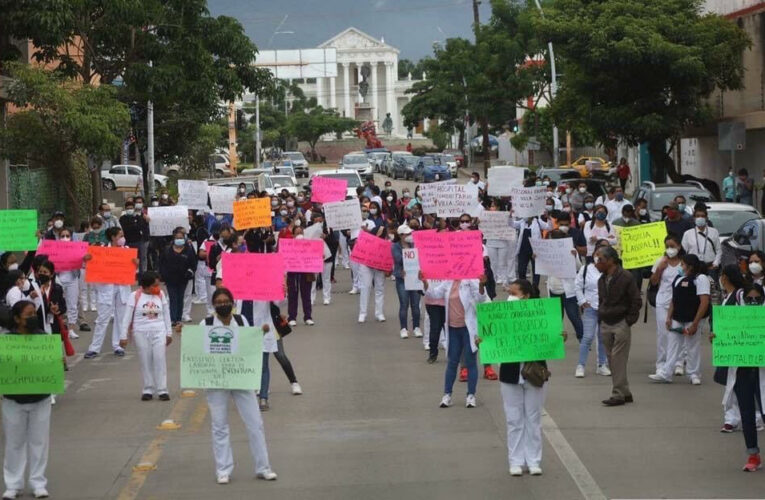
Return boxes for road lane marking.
[187,397,209,434]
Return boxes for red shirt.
[617,163,630,180]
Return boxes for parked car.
[207,176,259,194]
[433,153,458,176]
[368,151,391,173]
[340,153,373,177]
[414,156,451,183]
[282,151,309,177]
[165,154,235,178]
[721,218,765,269]
[392,155,419,180]
[102,164,168,191]
[273,165,297,180]
[554,177,608,203]
[442,149,464,168]
[704,203,761,243]
[310,169,363,199]
[257,174,298,196]
[632,181,715,220]
[240,166,275,176]
[560,156,614,175]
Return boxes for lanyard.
[694,230,708,259]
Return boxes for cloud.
[374,0,386,8]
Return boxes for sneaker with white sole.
[674,365,685,376]
[349,288,360,295]
[323,299,331,305]
[596,365,611,376]
[288,320,297,327]
[466,394,477,408]
[528,466,543,476]
[291,383,303,395]
[358,314,366,323]
[305,319,315,326]
[413,327,423,338]
[400,328,409,339]
[575,365,585,378]
[424,343,430,351]
[256,470,278,481]
[509,467,523,476]
[33,488,49,499]
[690,375,701,385]
[68,331,79,339]
[439,394,452,408]
[216,475,230,484]
[648,373,672,383]
[2,489,18,499]
[375,315,386,322]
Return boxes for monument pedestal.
[355,102,373,122]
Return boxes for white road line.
[542,411,607,500]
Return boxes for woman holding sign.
[391,224,422,339]
[55,229,81,340]
[357,202,388,323]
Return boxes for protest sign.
[712,305,765,367]
[350,231,394,271]
[479,211,516,241]
[413,230,484,279]
[530,237,577,279]
[324,199,362,231]
[311,176,347,203]
[233,198,271,230]
[177,180,209,210]
[435,184,479,218]
[487,166,525,196]
[181,325,263,390]
[402,248,423,291]
[38,239,89,272]
[510,187,547,218]
[85,246,137,285]
[620,221,666,269]
[148,206,190,236]
[221,252,285,301]
[0,210,38,251]
[279,238,324,273]
[0,335,65,394]
[208,185,237,214]
[477,298,565,364]
[419,179,457,214]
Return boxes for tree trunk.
[648,139,681,183]
[480,117,490,178]
[89,157,102,214]
[458,126,465,151]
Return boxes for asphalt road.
[9,172,765,500]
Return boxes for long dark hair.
[510,279,540,299]
[681,254,704,277]
[11,300,36,330]
[721,264,747,290]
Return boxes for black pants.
[274,339,298,384]
[517,251,540,287]
[426,304,445,359]
[734,367,763,454]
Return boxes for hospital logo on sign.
[205,326,238,354]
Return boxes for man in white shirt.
[604,187,631,223]
[681,206,721,275]
[470,172,486,192]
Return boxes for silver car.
[340,153,373,176]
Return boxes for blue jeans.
[165,282,186,323]
[395,278,421,329]
[578,306,607,367]
[260,352,270,400]
[550,292,584,341]
[444,326,477,396]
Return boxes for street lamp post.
[147,60,155,198]
[533,0,559,167]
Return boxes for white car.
[102,164,167,191]
[705,202,761,243]
[258,174,298,196]
[165,154,235,178]
[340,153,373,177]
[311,169,363,199]
[437,154,458,176]
[282,151,309,177]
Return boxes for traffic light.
[509,119,519,133]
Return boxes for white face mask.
[61,236,71,242]
[7,263,18,271]
[125,209,134,216]
[161,194,169,200]
[295,234,305,240]
[404,235,413,244]
[639,208,647,216]
[666,247,679,258]
[507,295,520,302]
[386,196,393,202]
[369,209,378,215]
[102,211,111,219]
[53,220,64,229]
[559,225,570,233]
[294,219,302,227]
[287,201,295,208]
[750,262,763,275]
[578,187,587,193]
[151,201,159,207]
[593,256,601,265]
[135,203,143,210]
[459,222,470,230]
[565,188,572,194]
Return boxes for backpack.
[205,314,245,327]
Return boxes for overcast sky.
[207,0,493,60]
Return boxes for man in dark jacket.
[595,246,642,407]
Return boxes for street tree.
[285,106,357,161]
[536,0,750,181]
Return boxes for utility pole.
[472,0,481,37]
[147,62,155,198]
[533,0,559,167]
[255,94,261,168]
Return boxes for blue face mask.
[678,203,686,212]
[174,238,186,247]
[694,217,706,228]
[677,267,685,277]
[615,193,624,201]
[596,212,607,221]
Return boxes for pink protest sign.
[203,240,215,270]
[311,176,347,203]
[412,230,483,279]
[221,252,285,301]
[350,231,394,272]
[278,238,324,273]
[37,239,89,272]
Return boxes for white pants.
[658,320,704,380]
[358,265,385,318]
[79,270,96,311]
[61,279,79,326]
[487,245,509,285]
[89,287,125,353]
[310,262,332,305]
[195,261,210,304]
[655,307,685,373]
[501,381,546,468]
[182,280,193,321]
[338,237,350,268]
[205,390,271,478]
[2,397,51,491]
[350,259,361,291]
[133,330,168,395]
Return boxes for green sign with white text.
[0,334,65,394]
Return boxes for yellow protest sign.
[620,222,666,269]
[233,198,271,230]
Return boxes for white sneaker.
[305,319,315,326]
[466,394,476,408]
[216,475,230,484]
[90,305,97,312]
[256,470,278,481]
[424,343,430,351]
[375,315,386,322]
[648,373,672,383]
[291,382,303,395]
[757,421,765,432]
[413,327,423,338]
[69,331,80,339]
[575,365,585,378]
[323,299,331,305]
[50,395,56,405]
[288,320,297,327]
[674,365,685,376]
[182,316,192,322]
[596,365,611,376]
[349,288,360,295]
[509,467,523,476]
[33,488,49,499]
[528,466,543,476]
[400,328,409,339]
[690,375,701,385]
[439,394,452,408]
[358,314,366,323]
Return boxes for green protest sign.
[0,210,38,251]
[0,334,65,394]
[181,325,263,390]
[477,298,564,364]
[712,305,765,367]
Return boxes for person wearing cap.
[391,224,422,339]
[43,211,66,240]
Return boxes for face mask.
[102,211,111,219]
[280,210,288,217]
[579,187,587,193]
[151,201,159,207]
[125,209,134,216]
[297,197,305,203]
[37,275,51,285]
[148,285,161,295]
[622,217,632,223]
[369,209,378,215]
[271,200,280,207]
[388,234,395,241]
[543,181,550,186]
[287,201,295,208]
[585,202,594,210]
[545,191,554,199]
[677,267,685,277]
[239,188,245,194]
[507,295,520,302]
[596,212,607,221]
[695,217,706,228]
[615,193,624,201]
[665,247,679,258]
[565,188,572,194]
[162,194,169,200]
[535,181,542,186]
[749,262,763,275]
[402,192,410,198]
[459,222,471,230]
[215,304,233,317]
[639,208,647,216]
[546,204,554,211]
[559,225,570,234]
[563,207,571,213]
[361,212,369,220]
[24,316,40,332]
[61,236,71,242]
[677,203,686,212]
[54,220,64,229]
[135,203,143,210]
[294,219,302,227]
[174,238,186,247]
[21,280,30,292]
[295,234,305,240]
[116,237,126,247]
[7,263,18,271]
[386,196,393,202]
[404,235,413,244]
[593,256,601,265]
[472,178,479,184]
[745,296,764,306]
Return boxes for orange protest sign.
[85,246,138,285]
[233,198,271,230]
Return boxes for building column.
[329,76,337,110]
[370,61,379,122]
[342,63,351,118]
[385,62,395,135]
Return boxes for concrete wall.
[705,0,763,15]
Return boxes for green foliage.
[424,124,451,151]
[511,106,598,158]
[285,107,357,154]
[177,122,225,176]
[398,59,426,80]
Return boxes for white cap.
[397,224,413,235]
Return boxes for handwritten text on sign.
[412,230,484,280]
[148,206,190,236]
[620,221,666,269]
[510,186,547,218]
[712,305,765,367]
[0,335,65,394]
[418,179,457,214]
[435,184,479,218]
[311,176,348,203]
[278,238,324,273]
[85,246,137,285]
[487,166,525,196]
[233,198,271,230]
[402,248,423,291]
[350,231,394,272]
[530,237,577,279]
[0,210,38,251]
[479,211,516,241]
[177,179,210,210]
[221,252,285,301]
[324,199,362,231]
[37,239,89,272]
[477,298,564,364]
[208,185,238,214]
[181,325,263,390]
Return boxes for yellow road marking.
[187,398,209,434]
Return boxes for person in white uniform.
[649,234,685,376]
[55,228,81,339]
[356,203,387,323]
[120,271,172,401]
[199,288,277,485]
